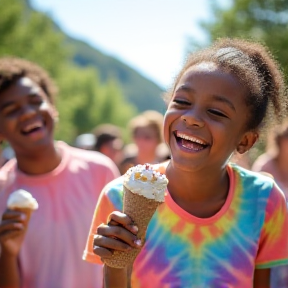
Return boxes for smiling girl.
[84,38,288,288]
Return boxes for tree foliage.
[70,39,166,113]
[0,0,139,143]
[194,0,288,77]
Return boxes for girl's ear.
[236,131,259,154]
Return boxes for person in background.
[252,118,288,194]
[93,123,124,168]
[119,110,165,174]
[74,133,96,150]
[252,118,288,288]
[0,57,120,288]
[85,38,288,287]
[229,150,252,169]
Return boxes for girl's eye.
[173,98,191,106]
[208,109,228,118]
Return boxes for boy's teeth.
[23,121,42,132]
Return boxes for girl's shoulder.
[229,163,280,199]
[230,163,274,184]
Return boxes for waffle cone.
[14,208,33,228]
[103,186,163,268]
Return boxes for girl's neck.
[16,144,62,175]
[166,162,230,218]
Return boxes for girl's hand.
[93,211,142,261]
[253,268,270,288]
[0,209,28,257]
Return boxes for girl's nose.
[181,110,205,128]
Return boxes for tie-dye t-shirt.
[83,163,288,287]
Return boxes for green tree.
[192,0,288,76]
[0,0,68,76]
[0,0,137,143]
[57,65,136,141]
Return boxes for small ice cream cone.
[103,164,168,268]
[7,189,39,227]
[15,208,32,224]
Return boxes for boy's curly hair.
[0,57,57,104]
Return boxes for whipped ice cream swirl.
[123,164,168,202]
[7,189,39,210]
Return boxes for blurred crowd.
[71,110,170,175]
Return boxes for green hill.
[68,38,166,114]
[28,0,166,114]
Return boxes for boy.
[0,57,120,288]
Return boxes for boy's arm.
[253,268,270,288]
[0,252,20,287]
[0,209,29,288]
[103,264,132,288]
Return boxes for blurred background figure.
[1,146,15,165]
[156,142,171,162]
[229,151,252,170]
[252,118,288,288]
[93,123,124,168]
[74,133,96,150]
[252,118,288,195]
[0,143,15,168]
[119,110,169,174]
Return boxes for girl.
[83,38,288,288]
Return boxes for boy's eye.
[31,99,43,105]
[29,95,43,105]
[3,106,19,116]
[208,109,228,118]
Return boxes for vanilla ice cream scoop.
[7,189,39,210]
[123,164,168,202]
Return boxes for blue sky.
[30,0,230,89]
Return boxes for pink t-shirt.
[0,141,120,288]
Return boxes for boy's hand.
[0,209,28,257]
[93,211,142,261]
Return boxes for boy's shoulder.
[58,141,118,169]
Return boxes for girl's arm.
[253,268,270,288]
[94,211,140,288]
[0,251,20,287]
[103,265,133,288]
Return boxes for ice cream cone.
[103,186,163,268]
[7,189,39,229]
[15,208,33,227]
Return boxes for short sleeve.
[82,178,124,264]
[255,183,288,269]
